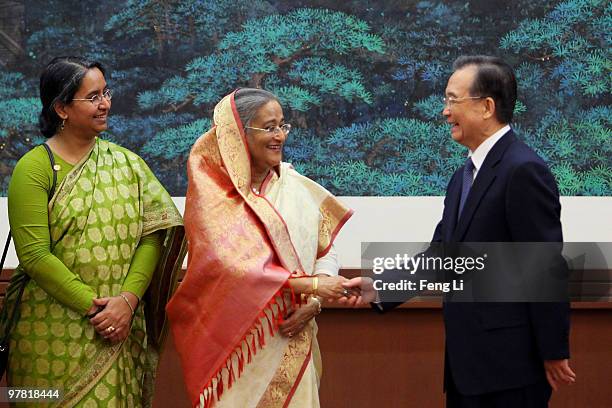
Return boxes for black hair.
[452,55,517,123]
[39,56,105,137]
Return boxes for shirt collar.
[468,125,511,173]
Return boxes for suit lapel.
[452,131,516,241]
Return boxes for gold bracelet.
[312,276,318,296]
[311,296,322,315]
[119,293,135,315]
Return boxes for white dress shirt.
[468,125,511,181]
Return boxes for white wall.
[1,196,610,269]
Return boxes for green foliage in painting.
[137,8,384,116]
[501,0,610,98]
[287,118,464,195]
[142,118,211,161]
[0,0,609,196]
[501,0,611,195]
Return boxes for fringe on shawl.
[196,281,297,408]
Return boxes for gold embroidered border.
[256,325,313,408]
[317,195,354,256]
[48,140,97,214]
[56,338,125,407]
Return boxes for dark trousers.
[446,371,552,408]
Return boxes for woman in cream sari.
[167,88,354,407]
[3,57,185,407]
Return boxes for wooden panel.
[315,308,612,408]
[317,308,446,407]
[0,268,13,281]
[153,334,191,408]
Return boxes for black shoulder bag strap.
[41,143,58,198]
[0,143,58,348]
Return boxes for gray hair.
[234,88,280,126]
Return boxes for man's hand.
[342,277,376,305]
[544,359,576,391]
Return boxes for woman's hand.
[89,295,135,344]
[86,302,101,317]
[279,301,318,338]
[315,275,348,300]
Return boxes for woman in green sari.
[4,56,185,407]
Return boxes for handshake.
[315,276,377,306]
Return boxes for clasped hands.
[341,277,377,305]
[314,275,361,304]
[86,292,138,344]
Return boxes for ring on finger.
[105,326,116,334]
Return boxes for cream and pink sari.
[166,91,352,407]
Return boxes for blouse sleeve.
[314,244,340,277]
[121,230,163,299]
[8,150,97,315]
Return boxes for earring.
[60,119,65,132]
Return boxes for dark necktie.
[458,158,475,218]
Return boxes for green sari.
[5,139,185,407]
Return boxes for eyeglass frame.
[245,123,292,135]
[442,95,488,108]
[72,89,113,106]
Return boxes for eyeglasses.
[442,96,486,108]
[73,89,113,106]
[245,123,292,135]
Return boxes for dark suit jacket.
[379,130,570,396]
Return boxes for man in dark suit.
[345,55,575,407]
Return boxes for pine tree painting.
[0,0,609,196]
